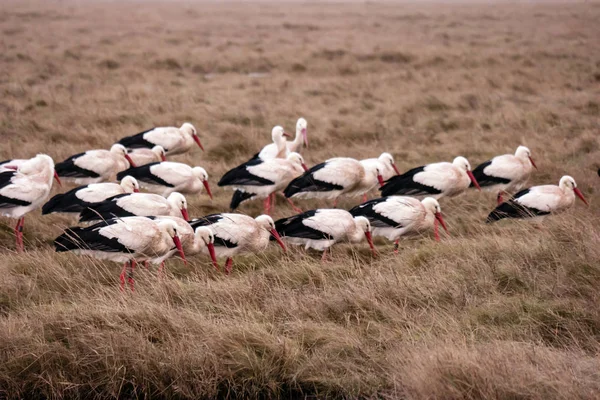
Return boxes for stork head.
[111,144,136,167]
[296,117,308,148]
[167,192,189,221]
[121,175,140,193]
[378,152,400,175]
[559,175,588,206]
[353,216,377,257]
[272,125,291,142]
[152,145,167,162]
[256,214,286,252]
[158,219,187,264]
[23,154,61,187]
[421,197,448,237]
[195,226,219,269]
[192,167,212,199]
[287,152,308,171]
[181,122,203,151]
[515,145,537,169]
[453,156,480,191]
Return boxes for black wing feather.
[486,189,550,222]
[349,197,403,228]
[78,194,134,222]
[283,162,344,198]
[54,220,131,253]
[188,214,238,248]
[230,190,256,210]
[218,158,274,187]
[55,152,101,179]
[380,166,442,197]
[274,210,332,240]
[117,128,157,149]
[471,160,511,188]
[116,163,174,187]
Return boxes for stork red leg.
[128,260,137,291]
[263,196,271,215]
[225,257,233,275]
[393,239,399,255]
[285,197,303,213]
[497,191,505,205]
[158,261,165,279]
[119,262,128,291]
[362,193,368,203]
[270,193,276,213]
[14,217,24,253]
[321,248,331,263]
[332,198,339,208]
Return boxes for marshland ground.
[1,0,600,398]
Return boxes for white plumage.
[127,145,167,167]
[275,209,377,260]
[188,213,286,274]
[117,161,212,198]
[256,126,292,160]
[472,145,537,204]
[55,144,135,184]
[0,154,59,252]
[117,123,203,155]
[286,118,309,153]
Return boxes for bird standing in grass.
[274,209,377,261]
[471,145,537,205]
[188,213,286,274]
[55,144,136,184]
[487,175,588,223]
[0,154,60,252]
[350,196,448,253]
[380,156,481,199]
[54,217,186,291]
[117,123,204,155]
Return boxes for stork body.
[274,209,376,259]
[127,146,167,167]
[0,154,59,251]
[42,176,139,216]
[117,123,203,155]
[350,196,448,252]
[55,144,135,184]
[54,217,186,290]
[472,146,537,204]
[255,126,291,161]
[380,156,480,199]
[78,192,188,223]
[117,162,212,198]
[487,176,588,222]
[219,152,307,213]
[284,157,378,206]
[188,213,286,274]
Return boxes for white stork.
[472,145,537,204]
[274,209,377,260]
[151,216,219,271]
[487,175,588,222]
[350,196,449,253]
[78,192,189,223]
[117,161,212,199]
[55,144,136,184]
[188,213,286,274]
[380,156,481,199]
[54,217,186,291]
[127,145,167,167]
[218,152,308,214]
[286,118,309,153]
[0,154,60,252]
[117,122,204,155]
[283,157,380,207]
[42,176,139,216]
[255,126,292,160]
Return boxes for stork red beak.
[467,171,481,191]
[270,229,287,252]
[301,163,309,172]
[392,163,400,175]
[181,207,189,221]
[133,188,140,193]
[172,235,186,265]
[574,188,588,206]
[202,180,213,200]
[528,156,537,170]
[207,242,219,270]
[124,154,136,168]
[3,165,18,170]
[435,212,449,234]
[160,153,167,162]
[192,134,204,151]
[365,231,377,257]
[302,128,308,148]
[377,174,385,187]
[53,170,62,187]
[282,132,292,138]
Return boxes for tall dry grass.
[1,0,599,398]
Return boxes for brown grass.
[1,0,600,398]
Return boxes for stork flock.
[0,118,590,290]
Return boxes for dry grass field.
[1,0,600,398]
